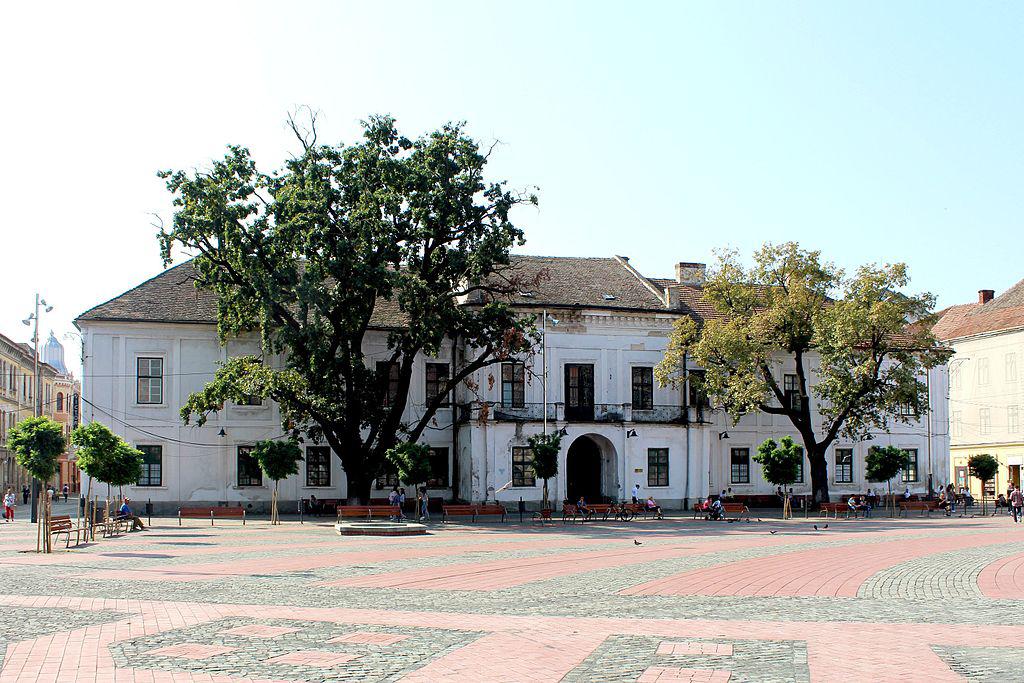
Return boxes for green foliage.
[8,417,65,481]
[161,113,539,496]
[526,432,562,481]
[385,442,432,488]
[251,439,303,483]
[656,242,951,501]
[72,422,124,483]
[865,446,907,483]
[105,444,144,488]
[752,436,803,487]
[71,422,143,487]
[968,453,1000,484]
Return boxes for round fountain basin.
[334,521,428,536]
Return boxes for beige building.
[0,331,66,493]
[935,282,1024,498]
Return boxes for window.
[898,401,917,417]
[511,446,536,487]
[980,408,992,435]
[950,364,962,390]
[978,358,990,386]
[902,449,919,483]
[501,362,525,407]
[730,448,750,484]
[647,448,669,487]
[688,370,709,408]
[1007,353,1018,382]
[56,392,63,412]
[375,470,399,490]
[632,367,654,410]
[794,456,804,483]
[137,445,163,487]
[236,446,262,487]
[835,448,853,483]
[137,357,163,404]
[305,446,331,487]
[427,447,449,487]
[1009,406,1020,434]
[425,363,449,406]
[783,374,802,411]
[376,361,401,407]
[951,411,962,438]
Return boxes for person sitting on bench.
[645,496,664,519]
[576,496,591,517]
[708,497,724,520]
[119,498,146,531]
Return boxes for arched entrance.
[566,436,603,504]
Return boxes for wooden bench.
[585,503,614,520]
[562,503,584,524]
[532,508,554,523]
[178,507,246,526]
[819,502,847,519]
[898,500,940,517]
[336,505,401,520]
[721,503,750,520]
[441,504,508,523]
[48,515,85,548]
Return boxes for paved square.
[1,510,1023,680]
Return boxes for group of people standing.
[387,487,430,521]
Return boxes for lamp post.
[22,293,53,524]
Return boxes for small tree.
[866,446,907,517]
[968,453,1000,515]
[8,417,66,552]
[105,444,144,500]
[72,422,124,505]
[386,442,432,514]
[527,432,562,510]
[753,436,802,518]
[252,439,303,525]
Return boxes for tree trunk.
[808,447,830,507]
[542,479,550,510]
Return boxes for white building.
[76,256,947,513]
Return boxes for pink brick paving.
[622,529,1021,597]
[977,550,1024,599]
[0,516,1023,680]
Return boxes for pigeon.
[769,530,778,535]
[813,524,819,531]
[823,524,829,529]
[634,539,642,546]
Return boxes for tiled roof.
[500,256,668,311]
[75,261,409,329]
[934,279,1024,340]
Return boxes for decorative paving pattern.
[0,514,1023,680]
[561,635,809,682]
[110,617,483,681]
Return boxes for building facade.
[936,283,1024,498]
[42,332,82,492]
[0,331,61,492]
[77,257,948,513]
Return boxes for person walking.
[631,483,641,505]
[62,484,69,503]
[21,486,28,505]
[398,488,406,520]
[419,487,430,521]
[1011,486,1024,523]
[3,488,15,522]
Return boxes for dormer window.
[602,294,617,301]
[518,291,535,298]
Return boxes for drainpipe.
[682,351,690,509]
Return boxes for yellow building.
[0,331,60,492]
[936,284,1024,498]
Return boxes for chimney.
[979,289,995,304]
[675,262,706,286]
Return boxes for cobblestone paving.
[2,514,1024,680]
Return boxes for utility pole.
[22,293,52,524]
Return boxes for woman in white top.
[3,488,16,522]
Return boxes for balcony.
[630,405,687,424]
[492,403,556,422]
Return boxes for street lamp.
[22,293,53,523]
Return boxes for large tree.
[160,114,537,501]
[656,242,950,504]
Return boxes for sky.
[2,1,1022,379]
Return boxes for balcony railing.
[630,405,687,424]
[492,403,556,422]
